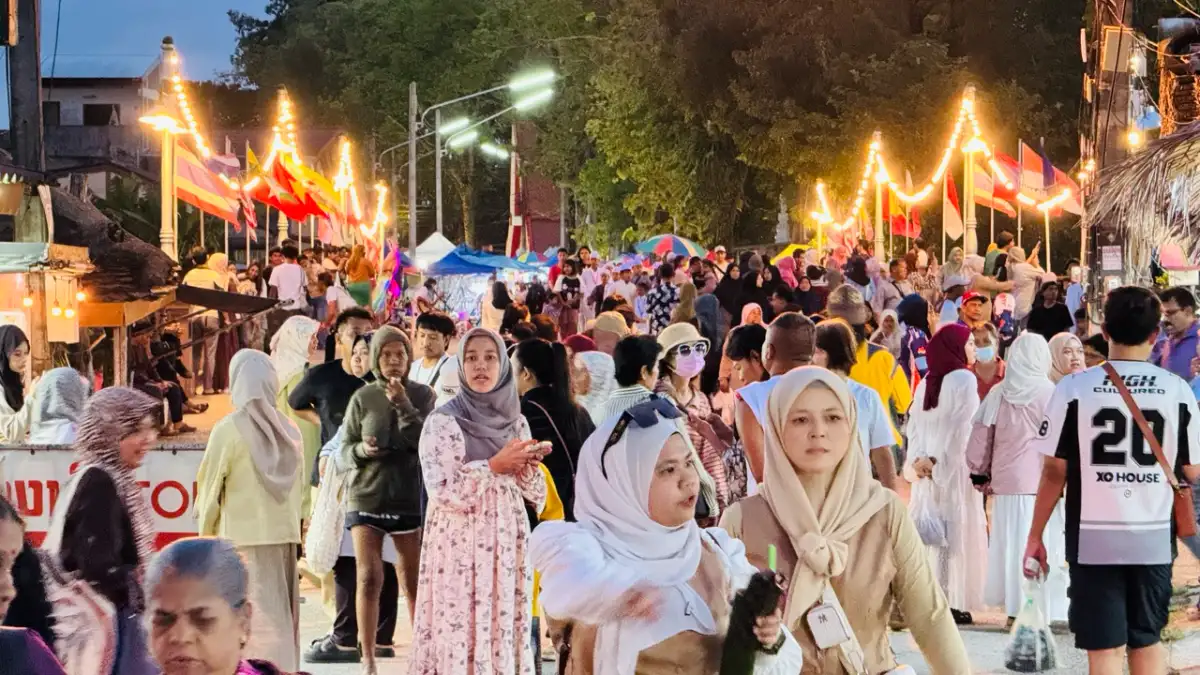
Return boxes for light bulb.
[1127,130,1143,147]
[76,291,85,301]
[21,296,32,308]
[51,304,62,317]
[65,308,75,318]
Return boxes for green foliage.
[224,0,1093,250]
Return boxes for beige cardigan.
[720,492,970,675]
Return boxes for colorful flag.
[992,152,1020,201]
[943,174,964,241]
[239,190,257,241]
[1020,140,1052,195]
[1052,166,1084,216]
[972,160,1017,217]
[886,187,920,238]
[175,139,239,224]
[204,152,241,180]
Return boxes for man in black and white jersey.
[409,311,459,407]
[1026,286,1200,675]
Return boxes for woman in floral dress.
[409,327,548,675]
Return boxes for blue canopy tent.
[427,245,539,275]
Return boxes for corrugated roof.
[42,56,157,81]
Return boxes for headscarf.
[30,367,88,442]
[269,315,320,385]
[671,282,697,324]
[574,351,616,424]
[896,294,930,336]
[941,246,965,280]
[208,253,233,289]
[536,409,707,674]
[871,309,902,356]
[776,256,799,288]
[563,334,597,354]
[369,325,414,381]
[974,333,1054,426]
[741,302,764,326]
[75,387,160,566]
[846,257,871,287]
[714,264,742,316]
[228,350,302,502]
[0,325,28,412]
[760,368,889,629]
[923,323,971,410]
[1048,332,1084,383]
[437,327,523,462]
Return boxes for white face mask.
[672,352,706,379]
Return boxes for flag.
[943,174,964,241]
[239,190,257,241]
[972,160,1017,217]
[992,152,1020,201]
[886,187,920,238]
[1020,140,1052,196]
[204,152,241,180]
[1052,166,1084,216]
[174,139,240,224]
[247,154,326,221]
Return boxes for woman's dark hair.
[524,282,548,316]
[1084,332,1109,359]
[491,281,513,310]
[600,296,624,313]
[613,335,661,387]
[994,253,1010,282]
[423,278,437,289]
[0,325,28,412]
[415,311,455,336]
[510,321,537,342]
[514,339,573,401]
[500,303,528,335]
[0,492,22,526]
[815,319,858,375]
[562,259,577,276]
[725,324,767,361]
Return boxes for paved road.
[292,585,1200,674]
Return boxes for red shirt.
[970,359,1006,401]
[548,263,563,288]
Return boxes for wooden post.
[7,0,43,172]
[113,324,128,386]
[27,272,49,374]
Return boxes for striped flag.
[943,174,964,241]
[239,190,258,241]
[204,152,241,180]
[972,160,1017,217]
[175,140,239,223]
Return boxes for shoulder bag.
[1101,361,1198,538]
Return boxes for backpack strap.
[736,495,797,580]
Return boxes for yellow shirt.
[849,341,912,419]
[533,464,564,616]
[195,415,303,547]
[278,371,322,519]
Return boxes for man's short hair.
[415,311,456,337]
[1074,307,1088,322]
[658,262,675,280]
[511,321,537,342]
[725,324,767,361]
[531,314,559,341]
[767,312,817,362]
[889,258,904,272]
[333,307,373,335]
[1103,286,1162,346]
[614,335,662,386]
[193,249,209,266]
[281,244,300,260]
[1161,286,1197,311]
[773,286,795,302]
[997,231,1014,248]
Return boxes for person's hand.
[972,481,991,495]
[754,608,784,648]
[386,377,409,405]
[614,585,662,621]
[1023,538,1048,578]
[362,436,383,458]
[705,413,735,446]
[488,438,540,475]
[524,441,553,468]
[318,456,329,479]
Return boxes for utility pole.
[408,82,418,252]
[872,131,884,263]
[435,109,444,234]
[8,0,43,172]
[962,85,979,256]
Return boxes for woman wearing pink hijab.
[740,303,765,326]
[775,256,799,289]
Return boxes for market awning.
[175,284,278,315]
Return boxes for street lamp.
[514,88,554,111]
[139,101,186,261]
[438,117,471,135]
[480,142,510,160]
[447,129,480,150]
[508,70,556,92]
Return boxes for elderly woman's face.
[647,434,700,528]
[463,335,502,393]
[781,383,851,476]
[148,573,250,675]
[378,341,409,381]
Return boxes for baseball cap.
[961,291,987,305]
[593,311,630,337]
[714,245,727,253]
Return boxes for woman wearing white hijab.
[195,349,304,670]
[966,333,1069,624]
[28,367,88,444]
[574,350,617,424]
[531,399,802,673]
[720,367,969,674]
[270,315,323,521]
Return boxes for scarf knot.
[795,532,847,579]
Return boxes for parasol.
[634,234,707,258]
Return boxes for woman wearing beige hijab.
[719,367,969,674]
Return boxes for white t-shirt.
[606,280,638,303]
[1035,360,1199,565]
[269,262,308,310]
[410,355,459,406]
[847,379,897,453]
[325,284,356,310]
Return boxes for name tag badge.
[806,602,853,650]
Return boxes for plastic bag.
[304,467,348,575]
[909,478,947,548]
[1004,577,1058,672]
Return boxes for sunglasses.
[600,396,683,478]
[671,341,709,358]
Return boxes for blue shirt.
[1151,321,1200,381]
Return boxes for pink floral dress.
[408,412,546,675]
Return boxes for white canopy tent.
[414,232,456,269]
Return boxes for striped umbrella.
[635,234,707,258]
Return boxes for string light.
[814,86,1082,228]
[75,290,85,302]
[241,89,305,193]
[361,182,388,238]
[21,297,32,308]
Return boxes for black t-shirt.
[1025,302,1074,342]
[288,360,366,446]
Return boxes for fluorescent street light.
[447,129,480,150]
[438,117,471,135]
[480,142,510,160]
[509,70,556,92]
[514,88,554,111]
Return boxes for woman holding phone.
[409,327,550,675]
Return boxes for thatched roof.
[1086,123,1200,282]
[49,187,177,301]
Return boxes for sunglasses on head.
[672,341,708,358]
[600,395,683,478]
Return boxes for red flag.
[943,175,964,241]
[174,140,239,223]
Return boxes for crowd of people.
[0,230,1198,675]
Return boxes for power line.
[46,0,63,99]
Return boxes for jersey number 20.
[1090,407,1164,467]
